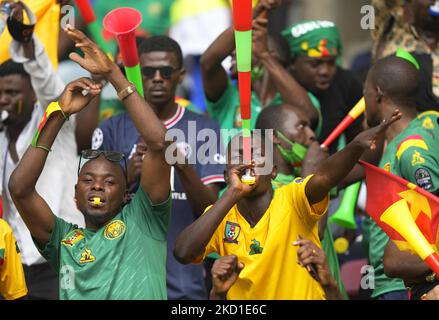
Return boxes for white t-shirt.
[1,36,85,266]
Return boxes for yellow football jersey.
[197,175,329,300]
[0,219,28,300]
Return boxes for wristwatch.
[117,83,137,101]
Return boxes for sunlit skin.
[275,107,317,148]
[0,74,35,128]
[289,56,337,95]
[226,133,277,199]
[75,156,128,230]
[139,51,185,110]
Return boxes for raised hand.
[211,255,244,298]
[293,236,332,286]
[227,162,258,198]
[252,15,269,59]
[58,78,102,116]
[353,109,402,150]
[253,0,282,18]
[64,26,114,75]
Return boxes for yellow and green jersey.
[366,111,439,298]
[0,219,27,300]
[196,175,329,300]
[35,187,171,300]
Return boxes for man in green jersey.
[363,55,439,300]
[8,27,172,300]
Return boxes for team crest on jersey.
[61,229,85,247]
[411,151,425,166]
[224,221,241,244]
[79,248,95,264]
[383,163,391,172]
[422,117,435,130]
[415,168,433,190]
[104,220,126,240]
[249,239,263,255]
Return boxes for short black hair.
[0,60,30,79]
[256,104,287,131]
[138,36,183,69]
[369,55,420,106]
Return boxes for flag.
[0,0,60,69]
[360,160,439,273]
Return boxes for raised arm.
[305,110,402,205]
[252,16,319,126]
[8,78,102,245]
[65,27,170,204]
[174,163,255,264]
[200,26,234,103]
[200,0,281,103]
[8,3,99,152]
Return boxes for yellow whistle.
[92,197,102,205]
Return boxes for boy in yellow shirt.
[0,219,27,300]
[174,111,401,300]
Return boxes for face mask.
[275,130,308,175]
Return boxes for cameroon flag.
[0,0,60,69]
[360,160,439,273]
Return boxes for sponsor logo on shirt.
[411,151,425,166]
[79,248,96,264]
[224,221,241,244]
[383,162,391,172]
[104,220,126,240]
[249,239,263,255]
[61,229,85,247]
[415,168,433,190]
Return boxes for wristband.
[31,101,68,148]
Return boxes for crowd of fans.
[0,0,438,300]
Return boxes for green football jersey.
[366,112,439,298]
[35,187,171,300]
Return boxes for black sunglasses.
[78,149,128,183]
[141,66,178,79]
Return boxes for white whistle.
[241,169,256,185]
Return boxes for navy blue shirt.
[91,105,226,299]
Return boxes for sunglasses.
[78,149,128,184]
[141,66,178,79]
